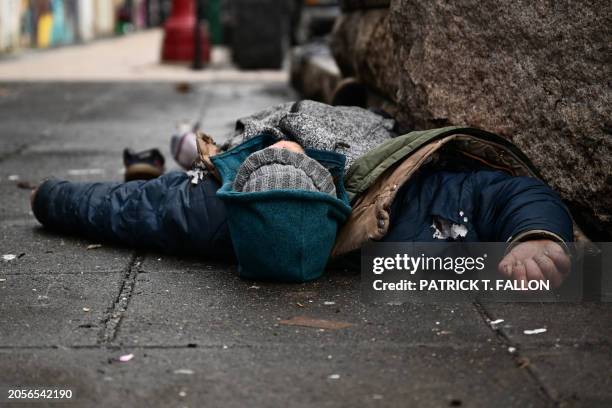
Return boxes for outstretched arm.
[471,171,573,287]
[31,172,232,257]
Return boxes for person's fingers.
[525,258,545,283]
[512,260,527,283]
[544,243,571,276]
[534,254,563,288]
[498,253,516,278]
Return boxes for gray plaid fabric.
[233,148,336,196]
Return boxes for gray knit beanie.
[233,147,336,196]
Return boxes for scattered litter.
[517,357,530,368]
[248,285,260,290]
[173,369,194,375]
[327,374,340,380]
[2,254,17,261]
[463,216,468,223]
[67,168,105,176]
[118,353,134,362]
[323,301,335,305]
[0,278,6,282]
[459,210,464,217]
[489,319,504,329]
[87,244,102,250]
[279,316,353,330]
[436,330,451,336]
[222,345,228,349]
[523,328,547,335]
[296,302,304,308]
[178,390,187,397]
[327,355,332,360]
[508,346,517,354]
[82,307,91,312]
[8,174,19,181]
[435,321,440,325]
[16,181,37,190]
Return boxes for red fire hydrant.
[161,0,211,63]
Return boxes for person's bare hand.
[269,140,304,154]
[497,239,571,289]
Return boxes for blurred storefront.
[0,0,173,53]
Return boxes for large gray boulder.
[331,0,612,239]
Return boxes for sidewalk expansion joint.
[97,253,143,345]
[472,300,560,406]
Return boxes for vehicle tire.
[231,0,290,69]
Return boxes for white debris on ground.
[323,301,335,305]
[118,353,134,362]
[508,346,517,354]
[173,369,194,375]
[524,328,547,335]
[8,174,19,181]
[328,374,340,380]
[489,319,504,329]
[2,254,17,261]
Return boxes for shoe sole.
[124,163,163,181]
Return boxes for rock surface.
[290,42,341,104]
[331,0,612,239]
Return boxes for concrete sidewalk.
[0,31,610,407]
[0,29,287,83]
[0,81,610,407]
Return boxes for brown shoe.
[123,148,165,181]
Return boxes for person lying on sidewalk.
[30,101,573,285]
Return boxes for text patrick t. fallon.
[372,279,550,291]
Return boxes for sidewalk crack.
[97,253,143,344]
[472,300,560,406]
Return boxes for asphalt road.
[0,82,610,407]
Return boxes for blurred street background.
[1,1,611,407]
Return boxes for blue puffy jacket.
[32,166,573,257]
[382,168,573,243]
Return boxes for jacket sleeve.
[471,171,573,243]
[32,172,232,256]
